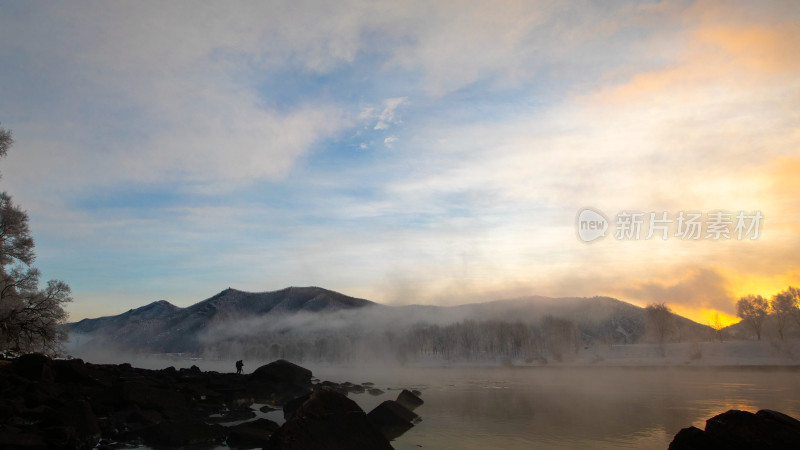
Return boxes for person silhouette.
[235,360,243,374]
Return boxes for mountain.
[69,286,379,353]
[70,299,182,334]
[391,296,709,349]
[67,287,713,360]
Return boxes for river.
[310,365,800,449]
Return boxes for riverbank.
[0,354,422,449]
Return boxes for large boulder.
[50,359,97,385]
[249,360,313,404]
[44,400,101,449]
[669,409,800,450]
[12,354,54,383]
[226,418,280,448]
[266,390,392,450]
[706,409,800,449]
[283,393,311,420]
[396,389,423,411]
[367,400,417,441]
[250,360,312,386]
[669,426,731,450]
[755,410,800,435]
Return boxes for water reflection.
[313,366,800,450]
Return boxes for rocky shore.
[0,354,423,449]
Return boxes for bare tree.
[540,315,579,361]
[0,124,72,355]
[645,303,674,355]
[0,125,11,160]
[708,312,725,343]
[771,291,795,340]
[780,286,800,328]
[736,294,769,341]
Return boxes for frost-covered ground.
[562,339,800,367]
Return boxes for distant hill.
[69,287,378,353]
[67,287,713,361]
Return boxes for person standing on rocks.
[236,360,243,374]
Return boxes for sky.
[1,0,798,325]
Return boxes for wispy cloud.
[373,97,407,130]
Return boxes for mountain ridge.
[67,286,713,357]
[69,286,379,353]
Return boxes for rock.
[348,384,365,394]
[227,418,280,448]
[138,419,226,446]
[23,381,63,407]
[668,426,730,450]
[315,381,348,396]
[118,383,188,416]
[249,360,313,404]
[124,407,163,427]
[48,400,101,449]
[669,409,800,450]
[205,407,256,423]
[51,359,97,385]
[12,354,54,383]
[0,428,48,449]
[0,399,100,449]
[0,399,18,420]
[251,360,312,386]
[367,400,417,440]
[267,390,392,450]
[0,355,408,450]
[368,388,384,396]
[707,409,800,449]
[396,389,424,411]
[284,394,311,420]
[756,409,800,434]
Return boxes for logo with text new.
[577,208,608,242]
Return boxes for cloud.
[373,96,408,130]
[0,1,367,193]
[0,0,732,192]
[620,268,735,313]
[383,136,399,147]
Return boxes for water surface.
[312,365,800,449]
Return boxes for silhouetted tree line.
[639,286,800,345]
[736,286,800,341]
